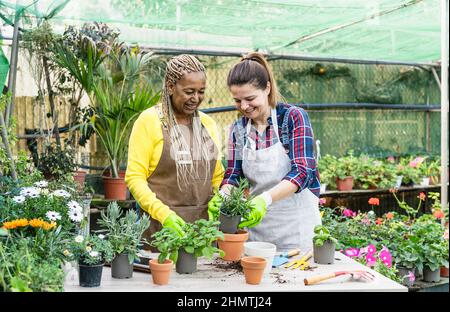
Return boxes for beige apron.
[140,109,217,250]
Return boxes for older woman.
[126,54,224,247]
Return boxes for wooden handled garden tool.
[272,249,300,267]
[284,250,313,270]
[304,270,375,286]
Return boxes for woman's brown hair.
[227,52,279,108]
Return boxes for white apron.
[242,108,321,252]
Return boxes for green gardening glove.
[162,212,186,236]
[208,191,225,221]
[238,193,271,229]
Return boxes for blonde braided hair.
[161,54,211,190]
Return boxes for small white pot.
[320,183,327,194]
[420,177,430,186]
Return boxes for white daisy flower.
[86,246,92,252]
[75,235,84,243]
[20,187,41,198]
[368,211,375,216]
[34,180,48,188]
[69,209,83,223]
[67,200,82,212]
[45,211,62,221]
[89,251,99,258]
[52,189,71,198]
[98,234,105,240]
[12,195,26,204]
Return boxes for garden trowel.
[272,249,300,267]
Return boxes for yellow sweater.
[125,106,224,224]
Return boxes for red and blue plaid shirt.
[221,103,320,197]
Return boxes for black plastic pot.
[219,213,241,234]
[422,266,440,282]
[313,240,336,264]
[79,262,104,287]
[176,248,198,274]
[111,253,133,279]
[397,266,415,286]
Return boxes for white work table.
[64,251,407,292]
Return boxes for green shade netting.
[0,43,9,88]
[0,0,442,63]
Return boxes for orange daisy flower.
[418,192,426,201]
[368,198,380,206]
[376,218,383,225]
[386,212,394,219]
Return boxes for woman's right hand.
[162,212,186,236]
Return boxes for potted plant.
[393,241,420,286]
[219,178,253,234]
[412,216,448,282]
[318,155,336,192]
[54,29,160,200]
[97,201,150,279]
[313,225,338,264]
[396,157,422,187]
[330,152,359,191]
[356,158,397,190]
[66,234,114,287]
[175,219,224,274]
[426,157,441,185]
[149,227,178,285]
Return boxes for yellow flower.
[63,249,71,256]
[320,211,324,218]
[2,218,29,229]
[86,246,92,252]
[29,218,45,228]
[42,221,56,230]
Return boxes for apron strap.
[244,108,280,150]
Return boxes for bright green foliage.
[312,224,338,247]
[151,219,224,264]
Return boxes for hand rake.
[304,270,375,286]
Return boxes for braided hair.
[161,54,211,190]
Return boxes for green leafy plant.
[177,219,224,259]
[36,142,77,180]
[312,225,338,247]
[66,233,114,265]
[411,215,448,271]
[220,178,253,217]
[97,201,150,264]
[356,157,397,189]
[150,219,224,264]
[150,226,180,264]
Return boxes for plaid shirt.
[221,103,320,197]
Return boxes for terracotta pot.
[149,259,173,285]
[73,170,87,190]
[440,266,449,278]
[335,176,354,191]
[103,169,126,178]
[241,256,267,285]
[368,185,378,190]
[217,230,249,261]
[103,176,127,200]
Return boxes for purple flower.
[367,244,376,255]
[407,271,415,283]
[342,208,356,218]
[344,248,360,258]
[379,247,392,268]
[365,254,377,267]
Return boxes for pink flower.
[319,198,326,206]
[367,244,376,255]
[379,247,392,268]
[407,271,415,283]
[408,160,418,168]
[366,254,376,267]
[344,248,360,258]
[342,208,357,218]
[361,218,371,225]
[387,156,395,163]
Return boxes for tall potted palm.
[54,36,160,199]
